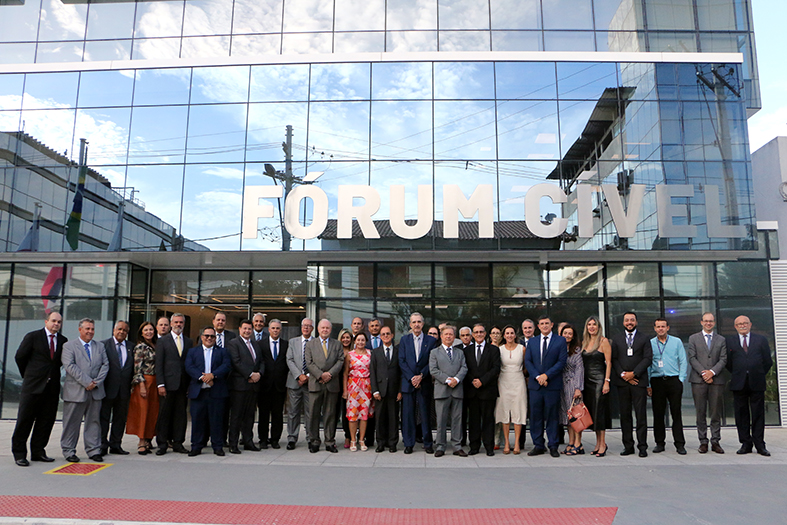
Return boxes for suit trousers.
[228,389,257,447]
[467,396,496,452]
[651,376,685,448]
[529,388,560,450]
[618,383,648,451]
[733,376,766,451]
[156,387,188,449]
[258,388,286,444]
[435,396,463,452]
[11,381,60,460]
[61,397,102,457]
[287,384,312,443]
[100,394,129,449]
[691,382,724,445]
[401,388,433,448]
[190,389,226,451]
[307,388,339,446]
[375,394,399,448]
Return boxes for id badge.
[658,360,664,368]
[627,347,633,357]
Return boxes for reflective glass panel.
[180,36,231,58]
[606,300,660,338]
[186,104,248,164]
[252,271,307,302]
[335,0,385,30]
[387,0,437,30]
[434,301,490,329]
[245,102,308,163]
[491,31,542,51]
[307,102,370,160]
[183,0,233,36]
[23,72,79,109]
[180,163,243,250]
[493,264,545,299]
[495,62,557,100]
[317,265,374,298]
[377,264,432,299]
[62,298,115,337]
[128,105,188,164]
[606,263,659,297]
[134,0,185,38]
[281,32,332,54]
[557,62,618,100]
[131,37,182,60]
[232,0,284,34]
[12,264,65,298]
[309,63,371,101]
[85,1,136,40]
[35,42,84,63]
[65,264,117,297]
[283,0,333,32]
[0,43,36,65]
[130,265,148,301]
[490,0,540,29]
[434,264,489,299]
[439,31,491,51]
[334,32,386,53]
[646,0,695,30]
[83,40,132,62]
[376,300,434,337]
[497,99,560,160]
[250,65,309,102]
[133,69,191,106]
[549,300,604,331]
[544,31,595,51]
[372,62,432,100]
[37,0,87,41]
[78,70,134,108]
[549,265,602,298]
[542,0,592,29]
[0,1,41,43]
[124,164,184,230]
[386,31,438,52]
[191,66,250,105]
[663,298,715,341]
[317,300,375,336]
[662,263,715,297]
[716,261,769,296]
[0,264,10,291]
[230,34,281,56]
[434,101,496,160]
[18,109,76,159]
[435,62,494,100]
[438,0,489,29]
[150,270,199,303]
[371,100,432,160]
[199,271,249,303]
[696,0,740,31]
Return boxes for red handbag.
[567,398,593,432]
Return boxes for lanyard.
[655,339,668,361]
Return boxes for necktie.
[117,342,124,367]
[302,341,308,373]
[176,334,183,356]
[742,336,748,352]
[217,333,223,347]
[447,346,452,361]
[415,336,421,361]
[321,339,328,358]
[84,342,91,360]
[626,332,633,348]
[385,347,391,363]
[476,343,482,363]
[246,339,256,360]
[256,332,262,341]
[49,334,55,359]
[706,334,712,352]
[273,340,278,360]
[541,336,547,360]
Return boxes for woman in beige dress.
[494,325,528,454]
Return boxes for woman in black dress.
[580,316,612,456]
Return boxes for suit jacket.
[227,337,264,392]
[285,336,312,390]
[216,330,236,348]
[429,344,467,399]
[61,339,109,403]
[370,344,401,399]
[101,337,134,400]
[462,342,501,400]
[184,345,232,399]
[525,334,568,392]
[398,332,438,393]
[155,332,194,391]
[304,337,344,393]
[686,331,727,384]
[610,330,652,388]
[725,332,773,392]
[260,337,289,393]
[366,334,383,351]
[15,328,67,395]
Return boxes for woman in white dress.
[495,325,528,454]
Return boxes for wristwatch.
[605,378,610,382]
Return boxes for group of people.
[10,308,773,466]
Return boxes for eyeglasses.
[203,334,216,338]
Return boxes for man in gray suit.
[686,312,728,454]
[285,318,314,450]
[61,318,109,463]
[99,320,133,456]
[429,325,468,457]
[304,319,343,453]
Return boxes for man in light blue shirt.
[648,318,688,455]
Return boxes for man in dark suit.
[258,319,289,449]
[213,311,236,349]
[370,325,401,452]
[399,312,438,454]
[525,315,567,457]
[304,319,344,453]
[463,323,501,456]
[252,313,268,342]
[226,319,263,454]
[185,326,231,456]
[686,312,727,454]
[100,320,134,455]
[155,313,193,455]
[12,312,67,467]
[611,311,653,457]
[726,315,773,456]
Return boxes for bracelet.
[605,378,610,382]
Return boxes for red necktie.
[742,336,748,353]
[49,334,55,360]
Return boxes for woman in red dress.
[343,333,373,451]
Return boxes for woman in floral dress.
[343,333,373,451]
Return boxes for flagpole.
[65,138,88,251]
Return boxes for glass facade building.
[0,0,780,427]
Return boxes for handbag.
[567,397,593,432]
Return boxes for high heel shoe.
[360,443,367,451]
[503,447,511,455]
[595,445,608,457]
[350,441,357,452]
[576,445,585,455]
[513,448,521,455]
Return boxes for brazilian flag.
[65,162,87,250]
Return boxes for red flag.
[41,266,64,314]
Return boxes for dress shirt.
[475,341,485,362]
[242,337,256,377]
[79,338,92,361]
[414,334,422,361]
[269,337,280,360]
[201,345,213,388]
[540,334,551,360]
[648,335,687,382]
[216,331,226,348]
[370,334,381,349]
[625,329,637,347]
[739,333,750,349]
[113,337,126,367]
[254,330,265,341]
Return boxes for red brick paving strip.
[0,496,617,524]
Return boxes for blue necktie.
[447,347,452,361]
[84,342,91,360]
[706,334,712,353]
[273,340,278,360]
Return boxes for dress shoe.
[468,449,480,456]
[188,448,201,457]
[270,442,281,449]
[15,458,29,467]
[758,448,771,457]
[549,448,560,458]
[309,444,318,453]
[712,443,724,454]
[172,444,189,454]
[424,446,434,454]
[653,444,665,453]
[737,446,752,455]
[453,450,468,457]
[31,454,55,462]
[404,446,414,454]
[155,448,167,456]
[100,448,109,456]
[286,442,296,450]
[229,447,242,454]
[326,445,338,453]
[244,443,261,451]
[89,455,104,462]
[389,446,397,453]
[698,443,708,454]
[676,446,687,455]
[434,450,445,457]
[109,447,129,455]
[638,449,648,457]
[486,450,495,457]
[66,455,80,463]
[527,447,546,456]
[214,449,225,456]
[376,445,386,453]
[620,449,635,456]
[259,441,269,450]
